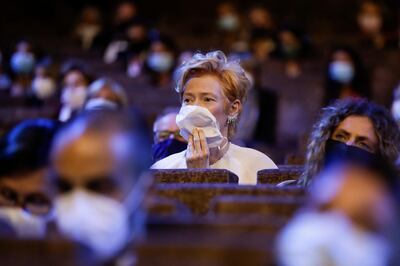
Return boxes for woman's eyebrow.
[334,129,350,136]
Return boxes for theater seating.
[151,169,239,184]
[258,166,303,185]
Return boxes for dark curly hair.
[300,98,400,186]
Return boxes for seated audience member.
[151,51,277,184]
[356,1,399,50]
[299,98,400,186]
[0,119,57,238]
[58,61,92,122]
[83,77,128,111]
[324,46,370,105]
[9,40,36,97]
[50,111,151,260]
[277,154,399,266]
[73,6,103,51]
[152,107,187,162]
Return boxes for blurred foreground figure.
[50,111,151,260]
[0,119,57,238]
[277,156,399,266]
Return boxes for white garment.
[151,143,277,185]
[277,211,390,266]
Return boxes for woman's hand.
[186,128,209,168]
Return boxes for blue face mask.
[10,52,35,75]
[329,61,354,84]
[151,138,187,162]
[147,52,174,73]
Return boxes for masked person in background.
[0,119,57,238]
[324,46,370,105]
[31,64,57,101]
[277,151,399,266]
[144,35,177,88]
[83,77,128,111]
[50,111,151,261]
[9,40,36,97]
[58,61,91,122]
[152,108,187,162]
[151,51,277,184]
[297,98,400,187]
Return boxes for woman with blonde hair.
[152,51,277,184]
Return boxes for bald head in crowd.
[49,110,151,259]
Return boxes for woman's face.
[331,115,378,153]
[181,74,231,137]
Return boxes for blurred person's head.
[357,1,383,35]
[277,27,306,60]
[79,6,102,25]
[84,78,128,111]
[152,108,187,162]
[51,111,151,259]
[216,2,240,32]
[248,5,274,30]
[59,61,92,121]
[10,40,35,76]
[250,32,276,61]
[174,50,250,140]
[325,46,370,102]
[310,159,398,232]
[301,98,400,186]
[146,36,176,74]
[114,1,137,25]
[0,119,57,238]
[31,64,56,100]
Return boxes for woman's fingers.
[186,128,209,168]
[197,128,208,153]
[192,128,202,153]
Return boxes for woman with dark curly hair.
[299,98,400,186]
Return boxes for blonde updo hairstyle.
[174,51,251,139]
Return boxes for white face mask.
[329,61,354,84]
[391,100,400,121]
[61,86,87,110]
[85,98,118,111]
[55,190,130,259]
[176,105,224,148]
[0,207,48,238]
[32,77,56,100]
[147,52,174,73]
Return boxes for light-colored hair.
[87,77,128,108]
[300,98,400,186]
[173,50,250,139]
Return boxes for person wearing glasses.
[0,119,57,238]
[152,107,187,162]
[50,111,151,260]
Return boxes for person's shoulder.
[230,143,277,169]
[151,150,186,169]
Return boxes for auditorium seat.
[257,167,303,185]
[151,184,305,215]
[210,195,304,218]
[151,169,239,184]
[0,239,93,266]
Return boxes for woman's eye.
[359,142,372,151]
[204,97,214,102]
[182,98,190,103]
[333,134,346,141]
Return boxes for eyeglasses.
[0,186,52,216]
[154,130,182,142]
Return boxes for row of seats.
[151,166,303,185]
